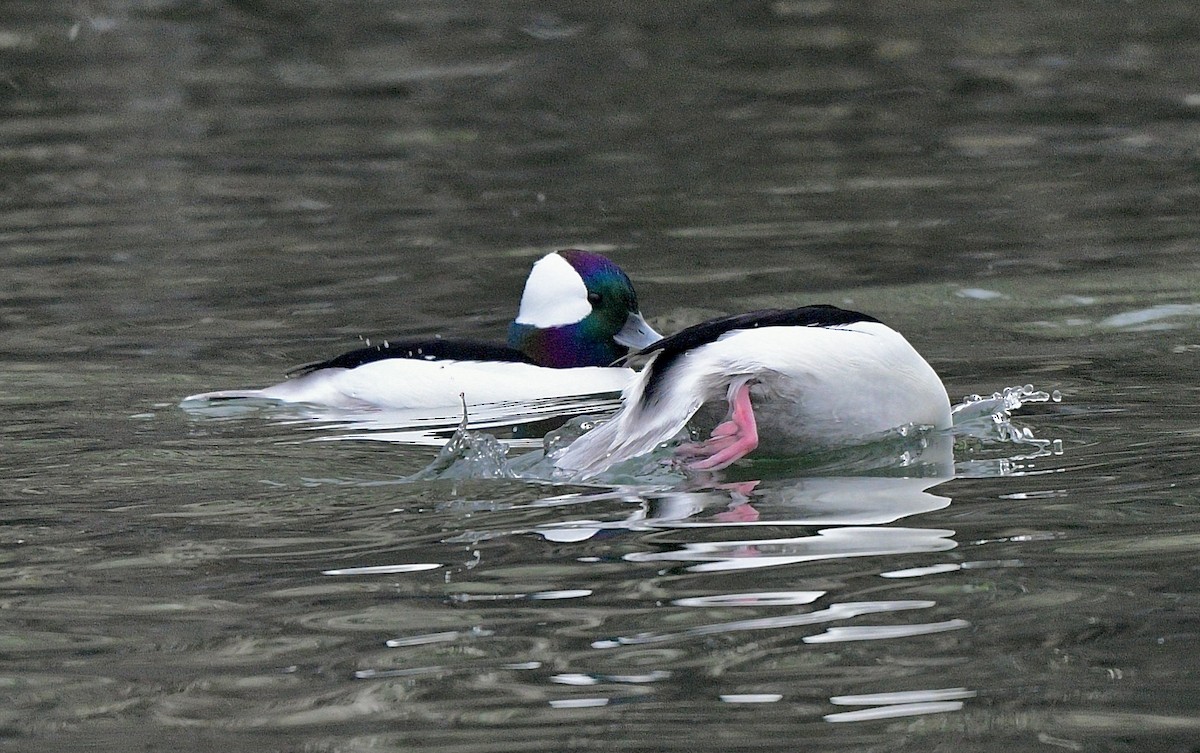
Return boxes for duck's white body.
[555,308,951,477]
[184,358,635,410]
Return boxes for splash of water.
[951,383,1062,424]
[408,412,687,485]
[950,384,1064,475]
[404,398,518,480]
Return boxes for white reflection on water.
[803,618,970,643]
[880,558,1025,578]
[591,601,938,649]
[549,698,610,709]
[321,563,441,575]
[384,630,470,647]
[181,392,623,448]
[551,670,670,685]
[528,471,956,576]
[720,694,784,704]
[624,526,957,573]
[824,700,969,723]
[674,591,826,607]
[1098,303,1200,330]
[830,687,977,705]
[650,475,954,527]
[533,483,954,543]
[824,687,978,723]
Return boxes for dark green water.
[2,2,1199,751]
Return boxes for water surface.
[2,2,1199,751]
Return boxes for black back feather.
[638,305,882,404]
[288,339,535,377]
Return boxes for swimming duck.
[181,249,662,410]
[554,305,951,476]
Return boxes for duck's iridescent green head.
[507,249,661,368]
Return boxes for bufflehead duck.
[554,305,951,476]
[182,249,662,410]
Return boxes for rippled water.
[3,2,1200,751]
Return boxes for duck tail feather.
[555,356,705,477]
[180,388,271,404]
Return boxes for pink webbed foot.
[677,379,759,471]
[676,418,739,455]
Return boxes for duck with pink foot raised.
[554,305,951,478]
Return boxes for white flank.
[183,360,635,410]
[513,252,591,328]
[554,321,951,477]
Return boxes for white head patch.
[514,252,592,327]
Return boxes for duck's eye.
[587,292,602,306]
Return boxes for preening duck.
[181,249,661,410]
[553,305,952,476]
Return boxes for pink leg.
[713,480,760,521]
[681,380,759,471]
